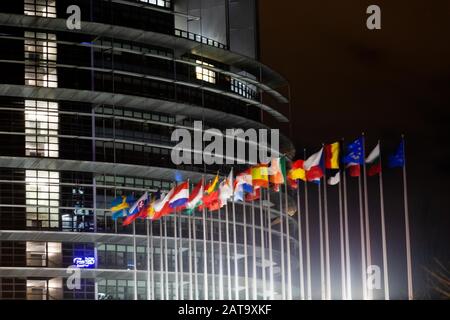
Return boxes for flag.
[388,140,405,168]
[185,180,203,214]
[343,137,364,165]
[327,171,340,186]
[304,148,324,181]
[169,181,189,209]
[269,157,287,192]
[235,169,253,193]
[251,164,269,188]
[123,192,149,226]
[325,142,340,169]
[206,174,219,194]
[202,177,221,211]
[138,191,160,219]
[245,187,261,201]
[111,195,135,220]
[348,164,361,177]
[366,143,382,176]
[219,170,234,207]
[288,160,306,182]
[152,188,175,219]
[287,177,299,189]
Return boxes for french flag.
[169,181,189,209]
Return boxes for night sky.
[259,1,450,298]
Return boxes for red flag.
[368,163,382,176]
[245,187,261,201]
[348,165,361,177]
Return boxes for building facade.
[0,0,299,300]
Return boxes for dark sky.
[259,1,450,299]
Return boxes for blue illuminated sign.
[73,256,95,268]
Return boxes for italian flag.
[366,143,381,176]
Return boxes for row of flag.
[110,138,406,226]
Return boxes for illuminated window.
[25,100,59,158]
[231,78,257,100]
[25,32,58,88]
[26,242,62,267]
[24,0,57,18]
[26,170,60,229]
[195,60,216,84]
[139,0,171,9]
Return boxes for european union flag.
[388,141,405,168]
[343,137,364,165]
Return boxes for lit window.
[25,100,59,158]
[196,60,216,84]
[26,170,60,229]
[24,0,57,18]
[25,32,58,88]
[139,0,171,8]
[231,78,256,99]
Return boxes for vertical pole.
[402,136,414,300]
[260,189,267,299]
[174,213,179,300]
[179,211,184,300]
[267,189,275,299]
[337,171,347,300]
[318,181,326,300]
[232,199,239,300]
[285,182,293,300]
[202,206,208,300]
[164,218,169,299]
[342,150,352,300]
[218,207,224,300]
[225,204,232,299]
[146,219,151,300]
[243,198,249,300]
[362,134,373,300]
[150,219,154,300]
[159,220,164,300]
[210,210,216,299]
[296,182,305,300]
[251,196,257,299]
[133,221,138,300]
[304,149,312,300]
[188,213,193,300]
[322,169,331,300]
[279,189,286,299]
[378,141,390,300]
[358,174,368,300]
[193,213,199,300]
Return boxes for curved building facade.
[0,0,299,300]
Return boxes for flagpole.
[278,187,286,299]
[322,155,332,300]
[232,193,239,300]
[243,197,249,300]
[337,170,347,300]
[295,181,305,300]
[188,211,193,300]
[179,211,184,300]
[209,209,216,299]
[225,202,232,299]
[342,140,352,300]
[358,173,368,300]
[218,207,224,300]
[285,181,293,300]
[164,217,169,299]
[402,135,413,300]
[378,140,390,300]
[193,211,199,300]
[318,179,326,300]
[304,149,312,300]
[150,219,155,300]
[173,211,179,299]
[267,189,275,300]
[251,194,257,299]
[133,220,138,300]
[159,220,164,300]
[146,218,151,300]
[202,205,208,300]
[362,134,373,300]
[260,189,267,299]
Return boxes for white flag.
[327,172,340,186]
[366,143,380,164]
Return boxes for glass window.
[196,60,216,84]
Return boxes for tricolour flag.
[169,181,189,209]
[269,157,287,191]
[304,148,324,181]
[185,180,203,214]
[235,169,253,193]
[366,143,381,176]
[325,142,340,169]
[123,192,149,226]
[251,164,269,188]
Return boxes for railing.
[174,29,228,50]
